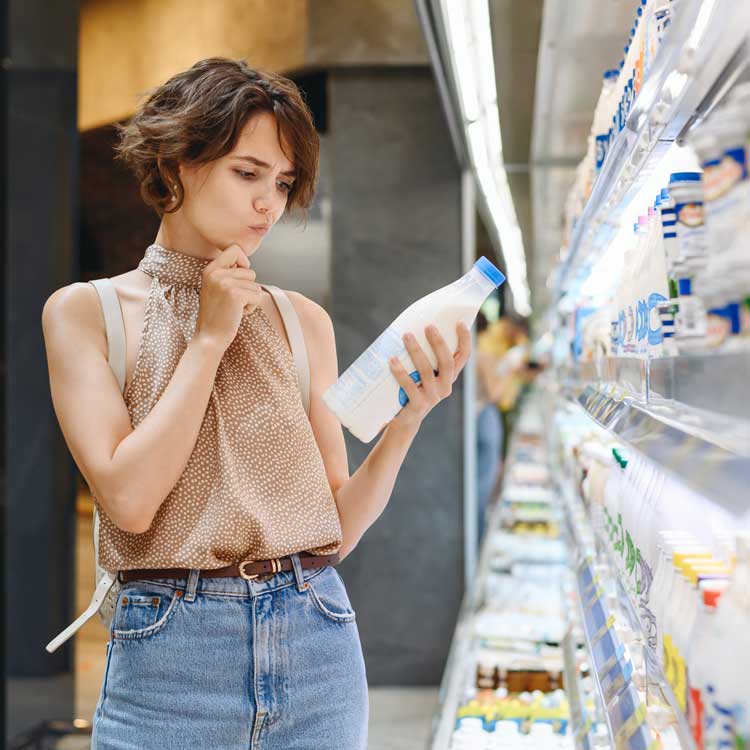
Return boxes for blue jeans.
[476,404,503,545]
[91,555,369,749]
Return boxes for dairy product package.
[323,257,505,443]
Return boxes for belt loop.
[290,554,306,592]
[184,568,200,602]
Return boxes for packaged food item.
[323,257,505,442]
[689,85,750,342]
[668,171,708,344]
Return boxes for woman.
[474,311,504,544]
[41,58,471,749]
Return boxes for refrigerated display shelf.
[573,383,750,519]
[555,0,750,298]
[577,352,750,424]
[562,478,696,750]
[429,520,495,750]
[561,629,597,750]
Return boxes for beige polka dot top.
[95,244,343,570]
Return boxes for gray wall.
[329,67,466,684]
[6,0,79,740]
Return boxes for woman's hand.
[387,321,472,433]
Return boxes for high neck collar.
[138,243,216,288]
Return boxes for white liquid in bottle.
[323,257,505,443]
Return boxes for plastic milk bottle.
[323,257,505,442]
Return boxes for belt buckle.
[239,558,284,581]
[238,560,259,581]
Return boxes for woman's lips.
[249,225,269,235]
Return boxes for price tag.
[590,614,616,646]
[583,585,605,611]
[614,704,647,750]
[581,574,600,598]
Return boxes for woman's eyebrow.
[233,155,296,178]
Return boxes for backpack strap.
[262,285,311,416]
[48,280,133,653]
[88,278,127,393]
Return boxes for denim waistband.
[120,553,329,601]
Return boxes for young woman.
[41,57,471,749]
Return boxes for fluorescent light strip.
[439,0,532,316]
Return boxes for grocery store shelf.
[573,383,750,518]
[562,480,696,750]
[429,503,497,750]
[578,352,750,422]
[601,543,697,750]
[556,0,750,297]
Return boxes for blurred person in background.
[475,310,504,545]
[478,313,533,459]
[41,57,472,749]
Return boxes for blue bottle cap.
[678,278,692,295]
[475,257,506,288]
[669,172,701,183]
[660,188,670,200]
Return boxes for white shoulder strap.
[44,279,124,654]
[88,278,127,392]
[262,285,311,416]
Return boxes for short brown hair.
[113,57,319,220]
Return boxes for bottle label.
[325,325,405,411]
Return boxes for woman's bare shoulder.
[281,291,337,376]
[283,290,334,335]
[42,271,148,337]
[42,281,105,349]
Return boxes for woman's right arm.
[41,282,225,533]
[41,245,259,534]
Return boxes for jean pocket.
[112,581,183,640]
[306,567,356,623]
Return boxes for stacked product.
[564,0,676,248]
[551,403,750,750]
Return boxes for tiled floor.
[69,494,440,749]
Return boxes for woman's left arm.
[291,293,471,560]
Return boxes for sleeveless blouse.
[95,243,343,570]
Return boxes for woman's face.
[176,111,296,257]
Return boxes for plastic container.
[708,532,750,750]
[669,171,706,270]
[323,257,505,442]
[686,587,726,750]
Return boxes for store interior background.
[5,0,647,747]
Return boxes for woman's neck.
[153,216,221,262]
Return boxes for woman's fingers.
[425,325,454,395]
[402,332,437,398]
[388,322,473,431]
[452,322,472,380]
[389,357,423,407]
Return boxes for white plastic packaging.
[323,257,505,443]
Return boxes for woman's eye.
[236,170,292,194]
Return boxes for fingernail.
[426,325,437,335]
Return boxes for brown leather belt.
[118,552,340,584]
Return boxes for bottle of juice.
[707,532,750,750]
[323,257,505,442]
[686,585,728,750]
